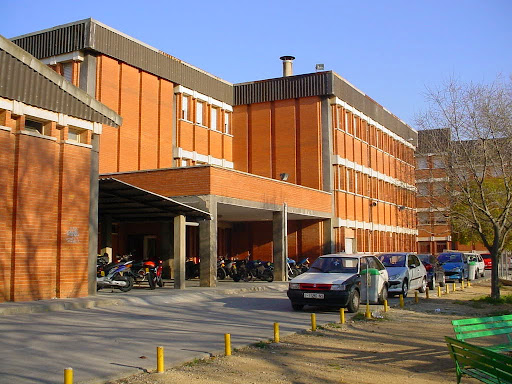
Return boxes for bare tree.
[416,76,512,300]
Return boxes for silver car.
[377,253,427,297]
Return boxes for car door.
[408,255,423,289]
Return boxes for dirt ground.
[109,281,512,384]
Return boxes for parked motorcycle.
[244,259,274,282]
[186,258,200,280]
[128,258,164,289]
[96,255,134,292]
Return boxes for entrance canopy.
[99,178,211,222]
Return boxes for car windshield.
[378,254,406,267]
[438,253,463,263]
[417,254,431,263]
[309,257,358,273]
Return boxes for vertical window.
[182,96,189,120]
[211,108,217,131]
[344,112,348,132]
[416,157,428,169]
[346,169,351,192]
[196,101,203,125]
[354,172,359,194]
[62,62,73,83]
[224,112,230,134]
[353,116,358,138]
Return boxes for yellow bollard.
[437,286,441,297]
[384,299,389,312]
[311,313,317,331]
[414,291,419,303]
[225,333,231,356]
[157,346,164,373]
[274,322,280,343]
[446,284,450,294]
[399,294,404,308]
[64,368,73,384]
[340,307,345,324]
[426,287,430,299]
[461,280,465,290]
[365,303,372,319]
[452,282,456,292]
[467,280,471,287]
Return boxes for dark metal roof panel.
[11,19,233,104]
[99,178,212,221]
[0,35,121,127]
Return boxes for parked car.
[468,254,485,278]
[377,253,427,297]
[417,254,446,289]
[481,253,492,270]
[437,251,469,282]
[287,254,388,312]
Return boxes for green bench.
[445,336,512,383]
[452,315,512,352]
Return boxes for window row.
[332,105,414,165]
[334,165,415,207]
[23,118,87,143]
[416,181,448,197]
[180,94,231,134]
[416,155,445,170]
[418,211,449,225]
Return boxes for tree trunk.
[490,251,500,300]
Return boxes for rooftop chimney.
[280,55,295,77]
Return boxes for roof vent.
[280,56,295,77]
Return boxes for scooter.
[128,259,164,289]
[96,256,134,292]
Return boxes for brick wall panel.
[158,79,174,168]
[274,99,297,183]
[140,72,159,170]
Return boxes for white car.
[377,253,427,297]
[287,254,389,312]
[468,253,485,278]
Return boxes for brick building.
[0,34,121,302]
[12,19,418,288]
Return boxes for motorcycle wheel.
[115,275,134,292]
[217,267,227,280]
[262,269,274,282]
[232,273,241,282]
[156,275,164,287]
[148,270,156,290]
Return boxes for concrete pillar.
[160,221,173,279]
[323,218,334,255]
[273,206,287,282]
[173,215,186,289]
[88,133,100,296]
[199,197,217,287]
[100,215,112,261]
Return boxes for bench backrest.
[445,336,512,380]
[452,314,512,341]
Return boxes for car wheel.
[418,278,427,293]
[429,275,436,290]
[402,280,409,298]
[378,285,388,305]
[347,289,360,313]
[291,303,304,311]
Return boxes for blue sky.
[3,0,511,128]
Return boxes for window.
[344,112,348,132]
[418,212,430,225]
[62,62,73,83]
[68,128,82,143]
[417,183,429,196]
[211,108,217,131]
[433,182,446,195]
[433,157,445,169]
[196,101,203,125]
[181,96,189,120]
[353,116,358,137]
[24,119,44,134]
[434,212,448,224]
[224,112,230,134]
[417,157,428,169]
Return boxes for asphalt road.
[0,272,491,384]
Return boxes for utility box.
[360,268,380,304]
[468,261,477,281]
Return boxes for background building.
[11,19,418,287]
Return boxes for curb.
[0,283,289,317]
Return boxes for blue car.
[437,251,469,282]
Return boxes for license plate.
[145,268,150,273]
[304,292,324,299]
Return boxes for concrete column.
[323,218,334,255]
[88,133,100,296]
[100,215,112,261]
[160,221,173,279]
[173,215,186,289]
[199,197,217,287]
[273,206,287,282]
